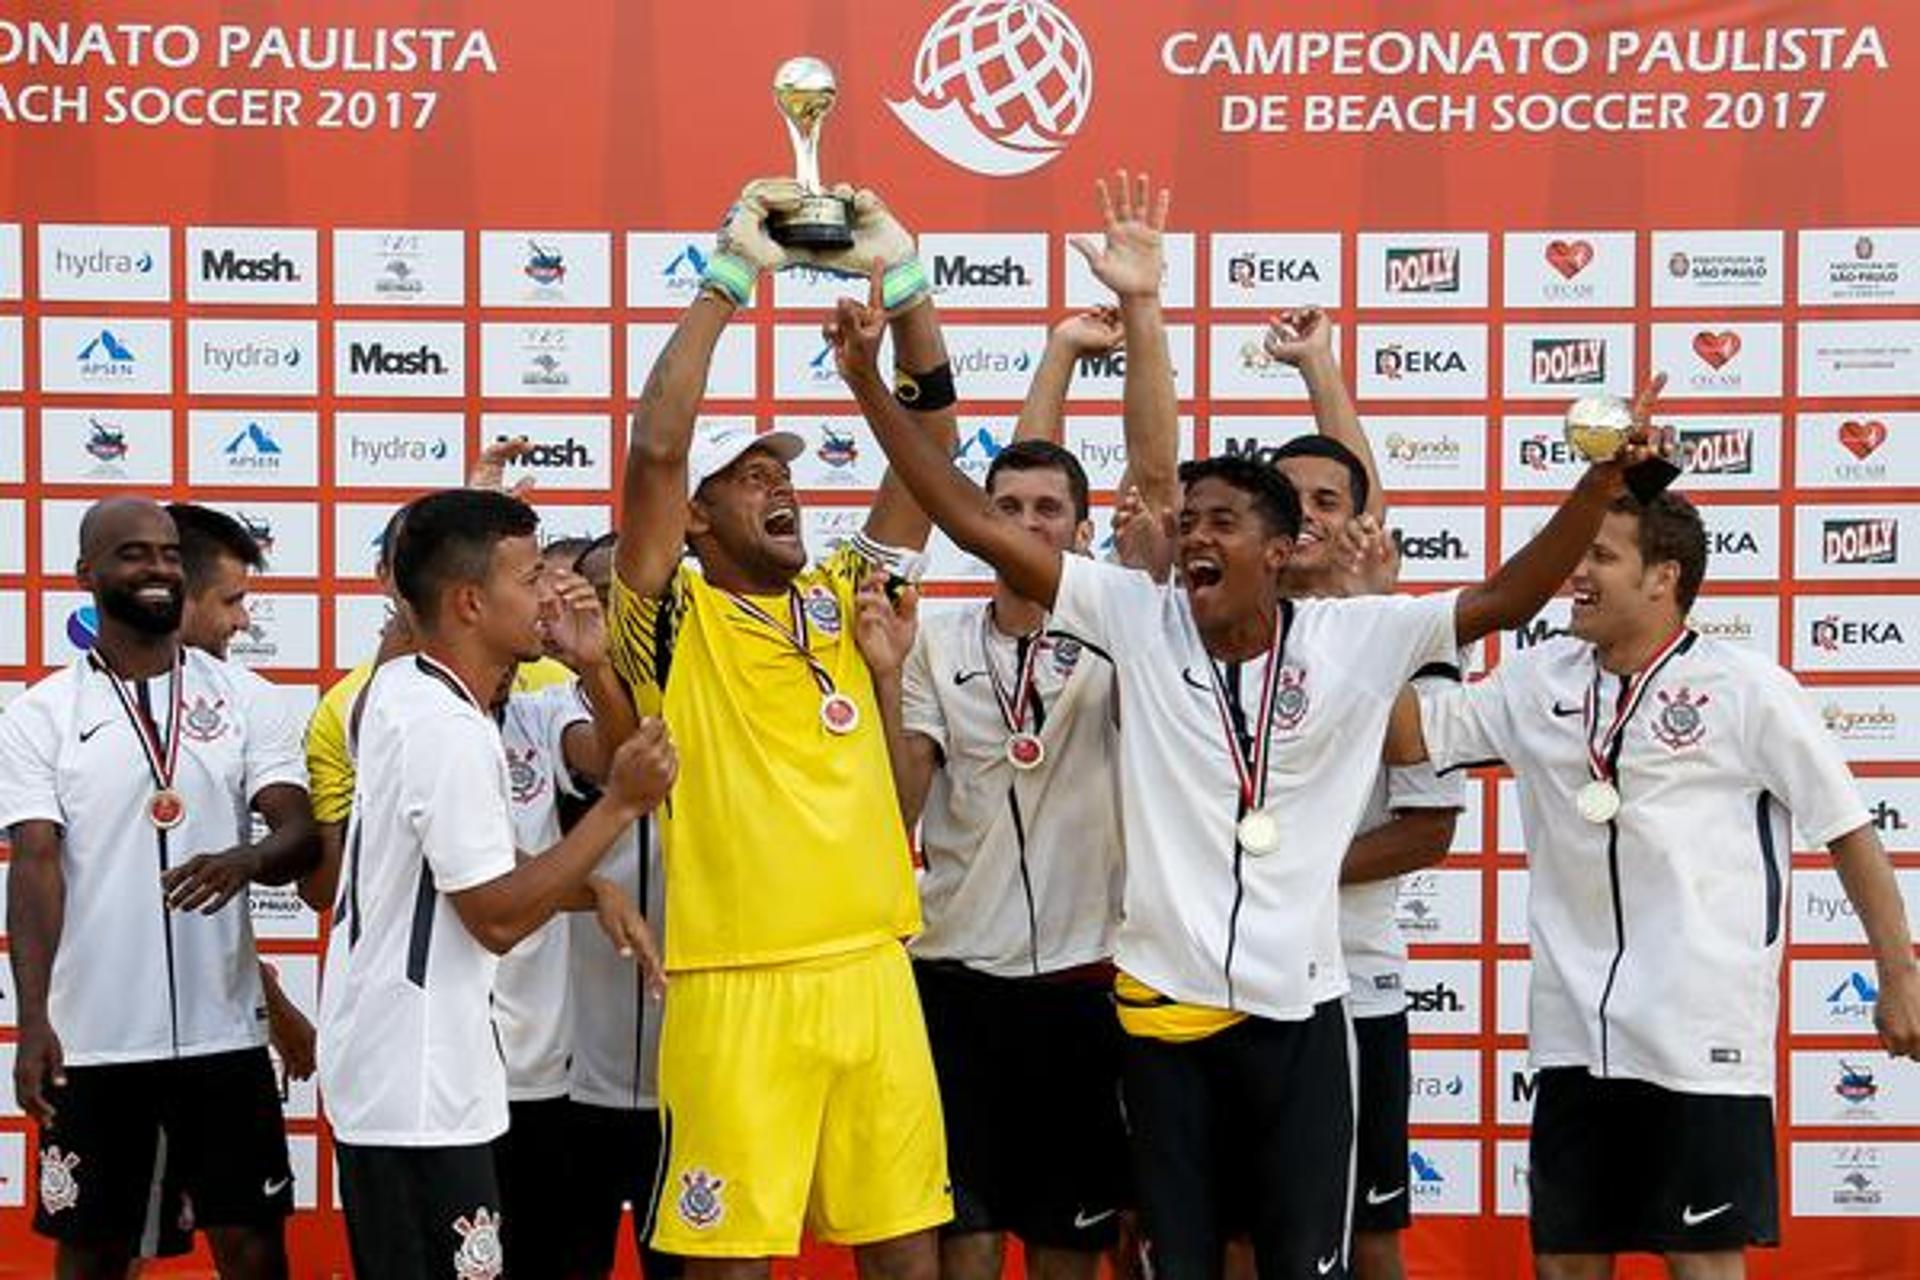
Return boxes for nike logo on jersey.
[952,670,989,687]
[262,1176,290,1197]
[1682,1202,1732,1226]
[1072,1206,1117,1229]
[1365,1185,1405,1205]
[1181,667,1211,693]
[1316,1252,1340,1275]
[1550,701,1584,718]
[78,720,113,742]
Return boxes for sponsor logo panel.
[1790,1052,1920,1127]
[1496,868,1529,946]
[333,592,394,662]
[334,413,467,489]
[1790,1143,1920,1217]
[1858,779,1920,852]
[930,325,1050,400]
[1651,229,1784,307]
[921,233,1049,308]
[1795,505,1919,580]
[1502,231,1635,309]
[37,224,170,302]
[1494,1140,1531,1218]
[1396,868,1481,945]
[626,233,734,308]
[186,319,318,396]
[1793,596,1920,674]
[38,408,173,485]
[1356,325,1488,401]
[186,227,317,304]
[188,412,318,488]
[1807,686,1920,764]
[1408,1049,1481,1125]
[0,407,19,481]
[781,415,888,490]
[1798,321,1920,397]
[478,231,610,308]
[1496,1048,1537,1126]
[1496,959,1531,1036]
[1665,416,1781,490]
[1686,597,1781,656]
[333,322,465,398]
[1651,322,1784,399]
[1389,506,1486,584]
[1796,413,1917,488]
[1797,229,1920,306]
[1792,869,1920,946]
[40,317,173,395]
[1501,324,1635,398]
[483,414,611,491]
[0,315,21,392]
[1405,957,1481,1034]
[1071,325,1195,398]
[1357,233,1490,309]
[1500,415,1586,491]
[480,323,612,398]
[0,224,20,299]
[1790,961,1888,1035]
[0,505,21,577]
[1406,1140,1481,1216]
[636,323,758,399]
[333,230,464,305]
[1365,417,1487,492]
[1065,232,1195,308]
[1060,415,1198,488]
[223,593,320,669]
[1208,233,1341,309]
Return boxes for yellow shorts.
[647,941,952,1256]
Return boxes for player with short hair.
[610,180,955,1278]
[1392,489,1920,1280]
[824,264,1668,1276]
[0,497,317,1279]
[317,488,677,1280]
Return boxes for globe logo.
[890,0,1092,177]
[66,604,100,652]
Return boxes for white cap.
[686,422,805,500]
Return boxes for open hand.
[1069,169,1172,301]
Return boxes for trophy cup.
[1563,394,1681,502]
[768,56,854,250]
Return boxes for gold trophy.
[1563,394,1680,502]
[768,56,854,250]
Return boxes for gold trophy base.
[769,193,854,250]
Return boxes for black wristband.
[894,362,957,413]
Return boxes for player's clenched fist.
[606,717,678,816]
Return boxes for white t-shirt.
[1339,752,1466,1019]
[492,683,591,1102]
[567,816,665,1111]
[318,655,517,1147]
[1051,557,1460,1020]
[1419,631,1869,1097]
[0,649,305,1065]
[902,600,1122,977]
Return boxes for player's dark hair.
[1178,454,1303,541]
[393,489,541,625]
[1611,491,1707,611]
[541,535,593,564]
[985,439,1091,521]
[375,503,413,573]
[1269,435,1370,515]
[165,502,264,589]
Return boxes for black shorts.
[914,960,1130,1251]
[33,1047,292,1248]
[562,1101,683,1278]
[1123,998,1354,1280]
[1350,1012,1411,1235]
[492,1098,577,1279]
[1529,1067,1779,1257]
[336,1141,503,1280]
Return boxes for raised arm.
[618,185,787,595]
[1264,307,1381,520]
[545,567,636,783]
[1454,374,1669,647]
[1072,171,1179,515]
[1013,307,1122,445]
[830,271,1062,607]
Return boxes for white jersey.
[492,683,591,1101]
[1339,753,1466,1019]
[1052,557,1460,1020]
[318,655,517,1147]
[902,600,1122,977]
[0,649,304,1065]
[567,816,666,1110]
[1419,631,1869,1097]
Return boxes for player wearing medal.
[824,255,1668,1276]
[1390,490,1920,1280]
[318,489,677,1279]
[885,178,1159,1280]
[0,498,316,1278]
[1258,314,1465,1280]
[609,181,954,1274]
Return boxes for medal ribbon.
[981,606,1047,738]
[90,648,184,795]
[1205,604,1291,813]
[722,588,839,701]
[1581,624,1692,783]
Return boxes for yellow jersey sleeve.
[608,565,690,717]
[305,664,373,826]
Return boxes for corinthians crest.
[181,695,228,743]
[506,746,546,805]
[451,1205,503,1279]
[1273,665,1310,732]
[40,1146,80,1214]
[1651,686,1710,749]
[679,1168,725,1228]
